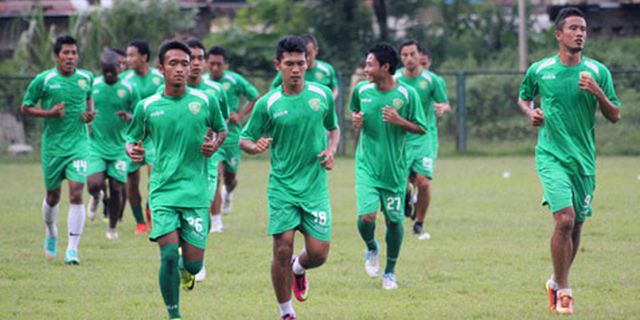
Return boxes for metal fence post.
[456,72,467,152]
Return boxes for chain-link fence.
[2,69,639,157]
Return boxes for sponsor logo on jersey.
[117,89,126,98]
[189,102,202,115]
[541,74,556,80]
[393,98,404,110]
[361,98,372,103]
[308,98,321,111]
[150,110,165,118]
[49,84,62,89]
[152,77,162,86]
[419,80,428,89]
[274,110,289,119]
[78,79,87,90]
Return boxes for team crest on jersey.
[392,98,404,110]
[117,89,126,98]
[188,102,202,115]
[223,82,231,91]
[77,79,87,90]
[308,98,321,111]
[153,77,162,86]
[315,72,323,81]
[419,81,428,89]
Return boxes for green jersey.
[22,68,94,157]
[350,80,427,191]
[121,68,164,99]
[90,76,139,159]
[241,83,338,201]
[206,70,260,145]
[126,88,227,208]
[519,55,620,175]
[270,60,338,91]
[157,79,230,120]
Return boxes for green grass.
[1,157,639,319]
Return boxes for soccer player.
[206,45,260,230]
[351,43,427,290]
[395,40,451,238]
[240,35,339,320]
[270,34,339,100]
[121,39,165,234]
[111,48,128,73]
[126,40,227,320]
[86,49,139,240]
[20,35,95,264]
[518,7,620,315]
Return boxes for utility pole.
[518,0,527,72]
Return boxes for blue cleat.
[64,249,80,265]
[44,236,57,260]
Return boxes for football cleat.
[195,265,206,282]
[382,273,398,290]
[87,190,104,221]
[364,241,380,278]
[135,223,147,235]
[180,268,195,291]
[64,249,80,265]
[280,314,297,320]
[556,291,574,315]
[545,280,558,313]
[44,236,57,260]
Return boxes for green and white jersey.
[241,83,338,201]
[350,80,427,192]
[190,78,230,120]
[519,55,620,175]
[22,68,94,157]
[270,60,338,91]
[121,68,164,99]
[90,76,139,159]
[394,68,448,145]
[206,70,260,145]
[126,88,227,208]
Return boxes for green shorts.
[127,140,156,173]
[149,206,210,249]
[356,183,405,223]
[41,153,88,191]
[538,166,595,222]
[218,142,240,174]
[407,134,438,179]
[268,196,332,242]
[87,153,128,183]
[207,157,220,201]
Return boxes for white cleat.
[195,265,206,282]
[221,187,233,215]
[88,190,104,221]
[418,232,431,240]
[365,247,380,278]
[105,228,119,240]
[382,273,398,290]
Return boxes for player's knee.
[46,192,60,206]
[359,213,376,224]
[87,182,102,196]
[554,211,575,234]
[308,249,329,266]
[69,187,83,204]
[274,244,293,265]
[183,260,203,275]
[160,245,180,268]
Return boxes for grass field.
[1,157,639,319]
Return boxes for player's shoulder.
[139,92,163,111]
[76,68,93,79]
[150,68,163,78]
[186,88,213,105]
[355,80,375,94]
[316,60,335,74]
[202,77,222,90]
[397,80,419,98]
[256,88,284,110]
[582,56,611,76]
[528,55,558,74]
[33,68,56,80]
[306,82,332,101]
[93,75,104,86]
[223,70,243,83]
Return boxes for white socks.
[278,300,295,317]
[42,199,60,237]
[67,204,85,252]
[548,274,558,290]
[292,256,306,276]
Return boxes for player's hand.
[201,129,217,157]
[229,112,240,125]
[253,137,272,154]
[317,149,335,170]
[579,74,603,98]
[126,140,145,162]
[116,111,132,122]
[49,102,65,118]
[82,110,96,123]
[382,106,402,125]
[434,102,451,117]
[526,108,544,127]
[352,111,363,129]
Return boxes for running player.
[20,35,95,264]
[240,35,339,320]
[518,7,620,315]
[121,39,164,234]
[111,48,128,73]
[206,45,260,231]
[395,40,451,238]
[351,43,427,290]
[126,40,227,320]
[86,49,139,240]
[270,34,339,100]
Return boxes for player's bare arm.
[381,106,425,134]
[318,128,340,170]
[240,137,272,154]
[434,102,452,117]
[202,128,227,157]
[81,98,96,123]
[116,111,132,122]
[578,76,620,123]
[238,96,262,121]
[21,102,66,118]
[126,140,145,162]
[518,98,544,126]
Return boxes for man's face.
[556,16,587,53]
[126,46,146,70]
[116,54,127,73]
[207,55,226,79]
[159,49,190,88]
[419,52,431,69]
[102,64,119,84]
[275,51,307,87]
[306,42,317,65]
[55,44,78,74]
[189,47,205,79]
[400,44,420,72]
[364,53,386,82]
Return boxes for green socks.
[159,243,181,319]
[183,260,203,275]
[131,205,145,224]
[384,221,404,274]
[357,219,377,251]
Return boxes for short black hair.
[128,39,151,62]
[158,40,192,65]
[368,43,400,75]
[207,46,227,61]
[276,35,307,61]
[53,35,77,56]
[110,47,126,57]
[185,37,205,54]
[301,34,318,49]
[419,46,431,58]
[555,7,585,31]
[399,39,421,53]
